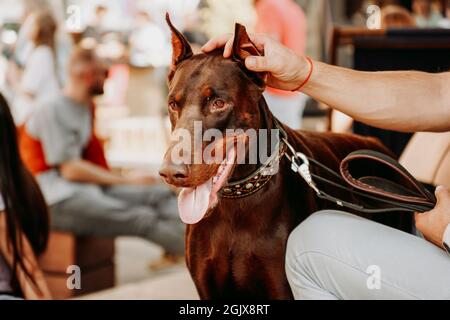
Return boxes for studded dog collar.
[219,120,288,199]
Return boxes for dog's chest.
[185,194,296,298]
[184,167,315,299]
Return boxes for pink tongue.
[178,179,213,225]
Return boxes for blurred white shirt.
[438,18,450,28]
[129,22,171,68]
[12,45,60,125]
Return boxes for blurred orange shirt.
[255,0,307,97]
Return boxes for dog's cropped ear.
[166,13,193,78]
[232,23,267,89]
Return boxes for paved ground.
[80,268,198,300]
[79,237,199,300]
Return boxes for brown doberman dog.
[159,15,411,300]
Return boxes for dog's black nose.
[159,162,189,185]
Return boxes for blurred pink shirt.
[255,0,307,96]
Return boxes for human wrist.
[292,56,313,92]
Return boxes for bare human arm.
[202,32,450,248]
[305,63,450,133]
[202,33,450,133]
[59,160,155,186]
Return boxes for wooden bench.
[38,232,115,299]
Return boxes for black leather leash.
[282,135,436,214]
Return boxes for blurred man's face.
[413,0,431,15]
[84,62,107,96]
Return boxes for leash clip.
[282,137,321,196]
[290,152,321,195]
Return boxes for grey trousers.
[285,210,450,300]
[0,295,21,300]
[50,184,185,255]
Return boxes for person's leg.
[0,295,22,300]
[50,184,184,255]
[104,183,186,257]
[285,210,450,300]
[104,184,179,220]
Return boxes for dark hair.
[0,93,49,295]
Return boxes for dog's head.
[159,14,269,224]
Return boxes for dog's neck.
[229,97,277,182]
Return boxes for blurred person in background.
[83,5,109,43]
[8,0,50,68]
[412,0,444,27]
[431,0,444,15]
[253,0,307,130]
[182,12,208,53]
[19,48,185,260]
[8,10,59,126]
[381,4,416,28]
[129,10,170,68]
[0,93,51,300]
[438,0,450,27]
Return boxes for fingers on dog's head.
[201,34,233,55]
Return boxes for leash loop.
[281,136,423,214]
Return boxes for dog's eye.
[168,101,178,111]
[211,99,226,111]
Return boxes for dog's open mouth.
[177,143,238,225]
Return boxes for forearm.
[59,159,124,186]
[302,61,450,133]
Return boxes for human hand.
[123,170,159,185]
[202,33,311,91]
[415,186,450,249]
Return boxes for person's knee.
[285,210,354,292]
[286,210,355,265]
[288,211,340,250]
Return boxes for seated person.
[19,48,184,259]
[412,0,444,28]
[438,0,450,28]
[0,93,51,300]
[381,5,416,28]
